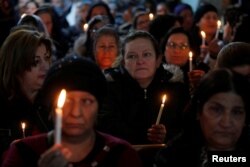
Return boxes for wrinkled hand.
[38,144,72,167]
[147,124,166,144]
[188,70,205,88]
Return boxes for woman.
[2,56,142,167]
[93,26,120,70]
[161,27,206,92]
[154,69,250,167]
[215,42,250,80]
[98,31,189,145]
[191,3,223,69]
[0,29,52,161]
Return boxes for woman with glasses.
[161,27,206,93]
[98,31,189,146]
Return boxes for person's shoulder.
[11,133,49,154]
[97,131,131,147]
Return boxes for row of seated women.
[0,27,250,166]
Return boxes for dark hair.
[121,30,160,58]
[17,14,49,36]
[216,42,250,68]
[86,1,115,24]
[160,27,191,55]
[194,3,218,24]
[174,3,193,16]
[0,29,52,98]
[149,14,182,45]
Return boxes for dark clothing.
[0,92,49,163]
[2,131,142,167]
[97,65,189,144]
[154,133,250,167]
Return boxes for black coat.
[97,65,189,144]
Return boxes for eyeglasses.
[166,42,189,50]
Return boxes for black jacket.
[97,65,189,144]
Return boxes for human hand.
[188,70,205,88]
[38,144,72,167]
[208,38,221,56]
[147,124,166,144]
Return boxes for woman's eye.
[143,52,152,58]
[127,54,137,60]
[32,59,40,66]
[82,99,95,105]
[208,105,223,115]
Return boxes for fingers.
[38,145,71,167]
[147,124,166,143]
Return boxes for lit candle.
[200,31,206,46]
[215,20,221,39]
[149,13,154,21]
[156,94,167,125]
[83,23,88,32]
[189,51,193,72]
[21,122,26,138]
[55,89,66,145]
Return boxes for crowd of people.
[0,0,250,166]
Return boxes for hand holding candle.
[200,31,206,46]
[156,94,167,125]
[55,89,66,145]
[189,51,193,72]
[215,20,221,39]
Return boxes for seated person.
[2,55,142,167]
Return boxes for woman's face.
[164,33,190,67]
[199,92,246,151]
[136,14,150,32]
[90,6,108,18]
[38,12,53,35]
[19,44,51,95]
[62,91,98,139]
[179,9,193,31]
[124,38,160,87]
[197,11,218,37]
[95,35,118,70]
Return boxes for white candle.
[55,89,66,145]
[215,20,221,39]
[156,94,167,125]
[149,13,154,21]
[83,23,88,32]
[21,122,26,138]
[189,51,193,72]
[200,31,206,46]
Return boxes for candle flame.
[83,23,88,32]
[217,20,221,29]
[57,89,66,108]
[149,13,154,20]
[201,31,206,38]
[21,13,27,19]
[21,122,26,130]
[189,51,193,60]
[162,94,167,104]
